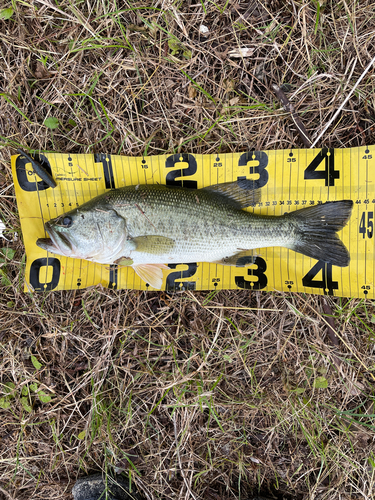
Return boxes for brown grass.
[1,1,375,499]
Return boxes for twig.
[310,53,375,148]
[134,203,156,229]
[0,485,17,500]
[272,84,312,147]
[35,0,98,39]
[173,414,198,500]
[321,297,342,369]
[298,296,375,382]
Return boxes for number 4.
[304,148,339,186]
[302,261,338,296]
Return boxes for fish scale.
[105,185,294,263]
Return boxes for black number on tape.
[302,261,338,296]
[16,154,53,192]
[359,211,374,239]
[304,148,338,186]
[237,151,269,189]
[165,263,197,291]
[108,264,118,290]
[29,257,60,291]
[165,154,197,188]
[235,256,267,290]
[94,153,115,189]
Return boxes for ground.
[1,1,375,499]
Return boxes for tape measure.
[11,147,373,297]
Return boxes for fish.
[36,182,353,289]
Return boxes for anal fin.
[133,263,169,289]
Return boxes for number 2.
[165,154,198,189]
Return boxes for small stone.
[199,25,209,36]
[72,474,142,500]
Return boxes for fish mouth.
[36,221,73,256]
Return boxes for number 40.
[359,211,374,239]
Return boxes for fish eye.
[62,216,73,227]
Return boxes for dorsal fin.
[201,180,261,209]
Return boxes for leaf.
[38,391,52,403]
[77,430,86,440]
[223,79,235,93]
[20,397,32,413]
[29,383,38,393]
[34,62,52,79]
[168,38,192,59]
[4,382,15,395]
[0,397,11,409]
[21,385,29,396]
[44,117,60,129]
[182,48,192,59]
[314,376,328,389]
[168,38,180,55]
[294,387,305,395]
[3,248,15,259]
[68,118,77,127]
[31,355,42,370]
[0,269,11,286]
[188,84,197,99]
[0,8,14,20]
[0,247,15,262]
[229,97,240,106]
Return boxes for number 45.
[359,211,374,239]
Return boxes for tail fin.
[286,200,353,267]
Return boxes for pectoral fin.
[132,235,175,255]
[115,257,134,266]
[133,263,169,289]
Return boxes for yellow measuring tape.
[11,147,373,297]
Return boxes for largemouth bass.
[36,183,353,289]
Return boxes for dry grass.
[1,1,375,499]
